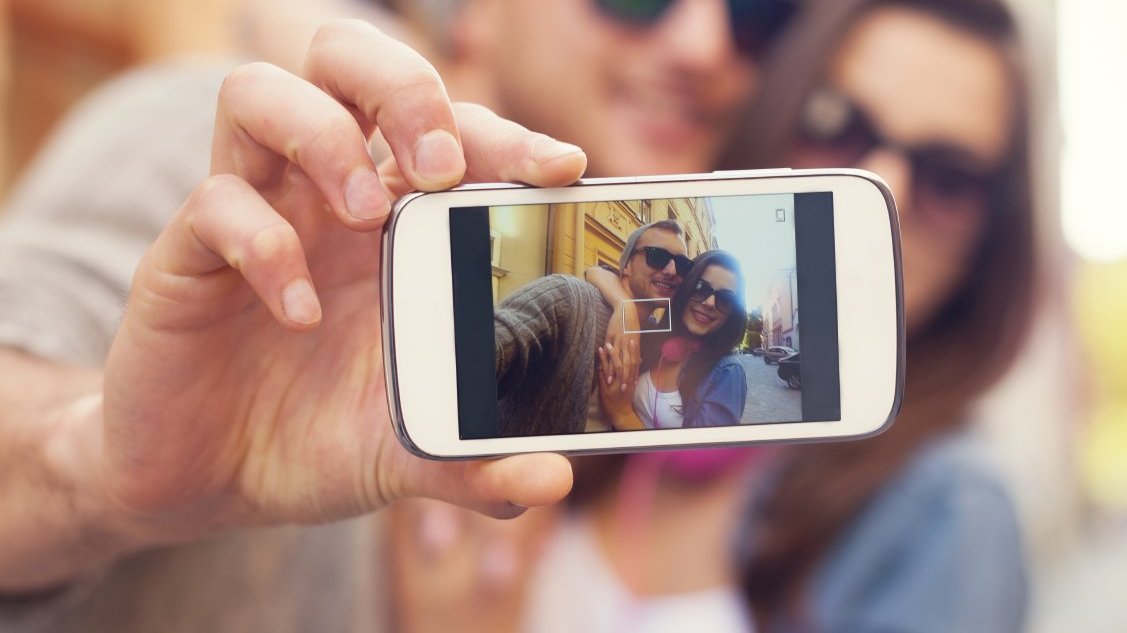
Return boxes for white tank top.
[524,517,756,633]
[633,370,684,429]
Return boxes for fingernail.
[531,136,584,165]
[282,279,321,325]
[344,168,389,220]
[414,129,464,186]
[620,383,627,393]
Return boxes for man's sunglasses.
[594,0,796,56]
[634,246,693,276]
[798,85,999,218]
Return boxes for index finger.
[304,20,465,191]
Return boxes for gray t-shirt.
[0,61,390,633]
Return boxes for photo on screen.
[449,193,840,439]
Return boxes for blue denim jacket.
[745,431,1028,633]
[681,354,747,427]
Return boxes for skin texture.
[452,0,756,176]
[682,265,737,337]
[790,6,1014,332]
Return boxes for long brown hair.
[723,0,1039,622]
[669,251,748,401]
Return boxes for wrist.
[50,393,253,554]
[41,395,183,569]
[0,393,135,591]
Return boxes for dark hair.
[722,0,1039,622]
[670,251,748,400]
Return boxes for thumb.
[393,453,573,519]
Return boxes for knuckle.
[220,62,282,102]
[452,101,498,121]
[248,223,299,264]
[311,18,375,48]
[185,174,247,215]
[386,68,444,102]
[291,114,358,164]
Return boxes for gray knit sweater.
[494,274,612,437]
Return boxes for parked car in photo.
[762,346,796,365]
[749,347,765,357]
[777,352,801,389]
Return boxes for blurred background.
[0,0,1124,629]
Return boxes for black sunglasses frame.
[798,85,1001,212]
[593,0,796,56]
[633,246,693,277]
[689,279,740,315]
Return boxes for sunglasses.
[797,85,999,217]
[634,246,694,277]
[689,279,740,315]
[594,0,796,56]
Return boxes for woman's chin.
[683,323,713,338]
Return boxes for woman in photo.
[597,250,749,430]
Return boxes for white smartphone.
[382,168,903,459]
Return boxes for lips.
[652,278,678,297]
[690,306,717,327]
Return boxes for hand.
[388,500,558,633]
[605,300,641,392]
[87,20,587,545]
[597,341,645,431]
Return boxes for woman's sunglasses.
[689,279,740,315]
[797,85,1000,217]
[594,0,796,56]
[634,246,694,277]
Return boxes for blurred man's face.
[466,0,757,177]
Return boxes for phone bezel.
[383,169,904,458]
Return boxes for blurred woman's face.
[683,264,738,337]
[789,6,1015,333]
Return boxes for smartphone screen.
[448,193,841,439]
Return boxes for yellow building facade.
[490,197,716,303]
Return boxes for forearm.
[585,266,630,306]
[0,349,148,593]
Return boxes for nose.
[858,148,913,219]
[703,294,717,308]
[662,259,679,276]
[655,0,739,69]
